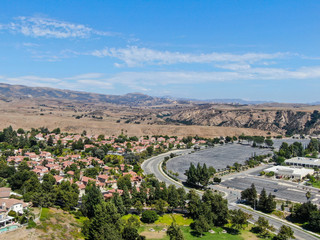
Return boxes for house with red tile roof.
[97,174,109,183]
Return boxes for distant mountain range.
[0,82,318,106]
[0,83,177,106]
[175,97,274,105]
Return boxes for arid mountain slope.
[0,83,319,136]
[161,107,320,135]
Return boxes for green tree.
[306,191,311,200]
[229,209,251,230]
[309,211,320,232]
[117,174,132,190]
[177,187,187,209]
[122,226,139,240]
[81,183,104,218]
[112,192,126,216]
[253,217,275,238]
[292,201,317,223]
[258,188,267,211]
[122,186,132,213]
[185,163,198,186]
[134,201,143,215]
[274,225,295,240]
[155,199,167,215]
[47,135,54,146]
[265,193,276,213]
[168,185,179,209]
[55,181,79,210]
[87,202,122,240]
[167,222,185,240]
[265,139,274,147]
[201,190,229,226]
[187,190,201,219]
[241,183,257,208]
[192,215,210,237]
[141,210,158,223]
[83,167,99,179]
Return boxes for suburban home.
[0,198,29,215]
[97,174,109,183]
[0,188,11,198]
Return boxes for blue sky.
[0,0,320,103]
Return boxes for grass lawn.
[40,207,51,221]
[122,213,193,227]
[139,225,258,240]
[180,226,247,240]
[155,214,193,226]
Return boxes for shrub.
[27,220,37,229]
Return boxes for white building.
[264,166,314,179]
[285,157,320,168]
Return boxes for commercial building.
[285,157,320,168]
[264,166,314,179]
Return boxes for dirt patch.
[140,230,166,239]
[2,208,83,240]
[241,230,259,240]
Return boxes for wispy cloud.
[91,46,289,67]
[2,16,116,38]
[0,74,113,91]
[1,65,320,94]
[104,66,320,85]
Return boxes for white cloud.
[102,65,320,85]
[0,74,114,91]
[91,46,288,67]
[3,16,116,38]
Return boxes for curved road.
[142,150,320,240]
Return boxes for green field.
[128,213,260,240]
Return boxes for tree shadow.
[182,181,203,190]
[189,230,203,237]
[222,226,240,235]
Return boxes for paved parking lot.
[166,139,310,182]
[167,143,272,181]
[221,175,320,204]
[272,139,310,149]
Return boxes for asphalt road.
[142,150,320,240]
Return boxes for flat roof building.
[285,157,320,168]
[265,166,314,179]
